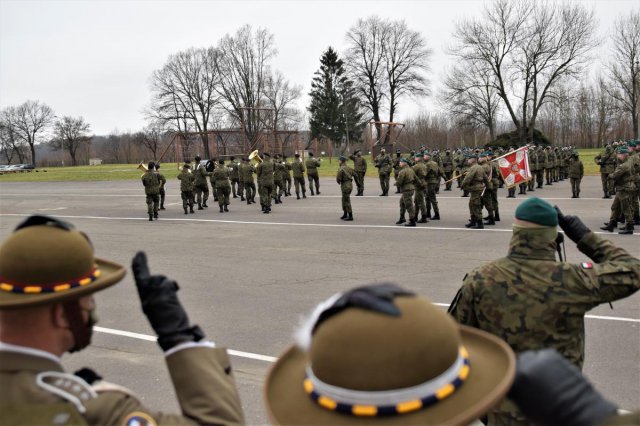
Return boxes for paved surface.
[1,175,638,423]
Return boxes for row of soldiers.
[173,153,322,215]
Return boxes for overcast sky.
[0,0,636,135]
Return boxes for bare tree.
[451,0,598,144]
[216,25,277,148]
[607,10,640,139]
[150,47,221,157]
[135,121,167,160]
[440,62,501,140]
[3,100,54,165]
[263,70,302,132]
[0,111,27,164]
[52,116,91,166]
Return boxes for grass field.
[0,149,606,182]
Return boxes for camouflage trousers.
[399,190,415,219]
[159,188,165,207]
[308,173,320,194]
[216,186,230,207]
[426,183,439,215]
[444,171,453,190]
[180,191,194,210]
[535,170,544,187]
[413,186,426,218]
[274,179,285,198]
[609,189,634,224]
[570,178,581,196]
[231,178,240,197]
[601,173,613,195]
[527,174,535,191]
[481,187,494,215]
[244,181,256,202]
[545,168,553,184]
[293,177,306,196]
[469,190,483,221]
[631,188,639,218]
[194,183,209,205]
[145,194,159,215]
[341,184,353,213]
[259,182,274,208]
[379,172,391,195]
[285,176,292,194]
[354,171,365,194]
[489,186,499,216]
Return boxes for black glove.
[131,251,204,351]
[555,206,591,244]
[508,349,617,426]
[313,283,415,333]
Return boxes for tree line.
[1,1,638,166]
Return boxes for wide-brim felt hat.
[0,216,126,309]
[265,296,515,425]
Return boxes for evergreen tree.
[308,47,365,147]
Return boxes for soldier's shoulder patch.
[581,262,593,269]
[122,411,157,426]
[36,371,97,413]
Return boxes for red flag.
[497,147,532,188]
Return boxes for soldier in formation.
[423,151,441,220]
[461,154,490,229]
[568,151,584,198]
[305,152,321,195]
[228,156,241,199]
[240,157,256,205]
[257,152,275,214]
[349,149,367,196]
[594,144,617,198]
[177,162,195,214]
[155,163,167,210]
[336,155,354,221]
[273,154,287,204]
[374,148,392,196]
[392,150,403,193]
[442,149,455,191]
[395,158,417,227]
[411,152,428,223]
[211,159,231,212]
[600,146,636,235]
[193,156,211,210]
[283,155,293,196]
[292,153,307,199]
[141,161,160,221]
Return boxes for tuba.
[249,150,263,164]
[137,161,148,172]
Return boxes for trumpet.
[249,150,263,164]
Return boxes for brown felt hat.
[0,216,126,309]
[265,294,515,425]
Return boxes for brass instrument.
[137,161,148,172]
[249,150,263,164]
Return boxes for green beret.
[466,154,477,159]
[617,147,629,154]
[399,157,409,163]
[414,152,422,158]
[628,141,637,147]
[515,197,558,227]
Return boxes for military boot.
[576,191,580,199]
[184,207,188,215]
[153,211,158,219]
[484,215,495,225]
[219,205,224,213]
[431,212,440,220]
[198,202,203,210]
[345,212,353,221]
[148,214,153,222]
[634,214,640,226]
[602,192,610,199]
[494,211,500,222]
[224,205,229,212]
[465,218,476,228]
[618,224,634,235]
[160,204,165,210]
[190,206,195,213]
[396,217,406,225]
[303,191,307,198]
[462,191,469,197]
[473,221,485,229]
[241,195,245,201]
[296,193,301,200]
[419,215,428,223]
[340,211,348,220]
[600,220,616,232]
[310,188,315,196]
[405,219,416,227]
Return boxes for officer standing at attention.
[292,153,307,199]
[141,161,160,222]
[336,156,354,221]
[449,198,640,424]
[305,152,321,196]
[349,150,367,196]
[568,151,584,198]
[395,158,417,227]
[0,215,245,424]
[374,148,392,196]
[461,154,490,229]
[211,159,231,213]
[193,155,211,210]
[177,162,195,214]
[155,163,167,210]
[600,146,637,235]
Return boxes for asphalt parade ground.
[1,175,638,423]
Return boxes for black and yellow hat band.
[303,347,470,417]
[0,266,101,294]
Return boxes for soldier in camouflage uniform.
[257,152,275,213]
[392,150,402,193]
[478,153,495,225]
[395,158,416,226]
[273,154,286,205]
[349,150,367,196]
[487,151,501,222]
[141,161,160,221]
[454,149,466,190]
[568,151,584,198]
[442,149,454,191]
[423,151,441,220]
[535,147,546,189]
[594,144,617,198]
[527,146,537,192]
[292,153,306,199]
[432,150,445,194]
[155,163,167,210]
[600,147,636,234]
[177,162,195,214]
[374,148,392,196]
[411,152,428,223]
[228,156,240,199]
[627,141,640,224]
[461,155,490,229]
[305,152,321,195]
[240,157,256,205]
[193,156,211,210]
[336,156,354,221]
[449,198,640,425]
[211,159,231,212]
[283,155,293,196]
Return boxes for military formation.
[141,140,640,235]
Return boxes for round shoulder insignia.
[581,262,593,269]
[123,411,157,426]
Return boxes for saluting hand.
[554,206,591,244]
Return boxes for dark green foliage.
[308,47,365,145]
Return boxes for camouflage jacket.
[156,172,167,190]
[349,155,367,173]
[256,159,274,185]
[211,166,231,189]
[228,161,240,180]
[609,157,636,191]
[141,171,160,195]
[177,169,195,192]
[274,161,287,182]
[424,160,441,184]
[568,158,584,179]
[595,148,617,174]
[412,162,427,189]
[450,227,640,369]
[441,153,454,172]
[194,163,210,187]
[240,163,254,183]
[461,163,489,191]
[396,166,416,191]
[291,160,305,178]
[305,158,321,175]
[336,164,354,191]
[374,153,392,174]
[480,162,494,190]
